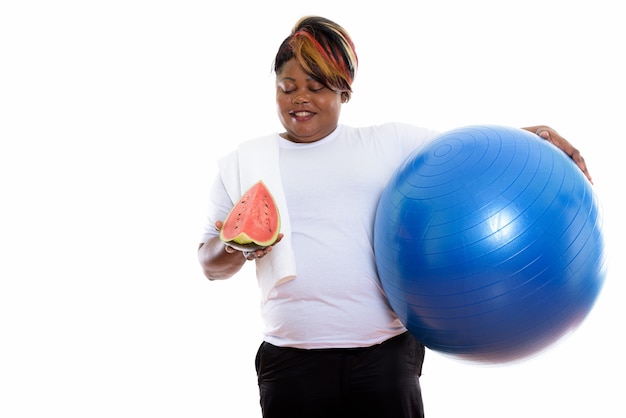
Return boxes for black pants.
[255,332,425,418]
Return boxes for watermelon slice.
[219,180,281,250]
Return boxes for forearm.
[198,236,247,280]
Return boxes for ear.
[341,91,350,103]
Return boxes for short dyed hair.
[274,16,358,98]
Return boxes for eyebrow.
[278,76,316,83]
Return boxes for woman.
[198,16,591,418]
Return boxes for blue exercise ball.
[374,125,607,363]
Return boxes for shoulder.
[341,123,440,145]
[376,122,440,140]
[239,133,279,148]
[218,133,280,164]
[217,149,238,169]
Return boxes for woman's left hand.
[522,125,592,184]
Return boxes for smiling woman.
[275,61,344,143]
[273,16,358,143]
[2,1,622,417]
[197,13,596,418]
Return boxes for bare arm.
[197,236,247,281]
[522,125,592,184]
[197,221,283,280]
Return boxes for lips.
[289,110,316,121]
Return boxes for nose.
[291,89,310,104]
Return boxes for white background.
[1,1,623,417]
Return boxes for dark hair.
[273,16,358,97]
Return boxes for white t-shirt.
[200,123,439,348]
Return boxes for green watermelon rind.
[223,241,265,252]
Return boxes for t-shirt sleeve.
[198,175,230,244]
[198,152,239,244]
[391,122,441,154]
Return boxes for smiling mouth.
[290,111,315,118]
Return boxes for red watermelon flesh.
[219,180,281,249]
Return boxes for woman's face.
[276,58,343,143]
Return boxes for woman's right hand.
[217,220,284,260]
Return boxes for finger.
[244,248,266,260]
[572,153,593,184]
[537,131,593,184]
[253,247,272,259]
[537,130,550,139]
[536,130,560,149]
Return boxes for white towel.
[218,134,297,302]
